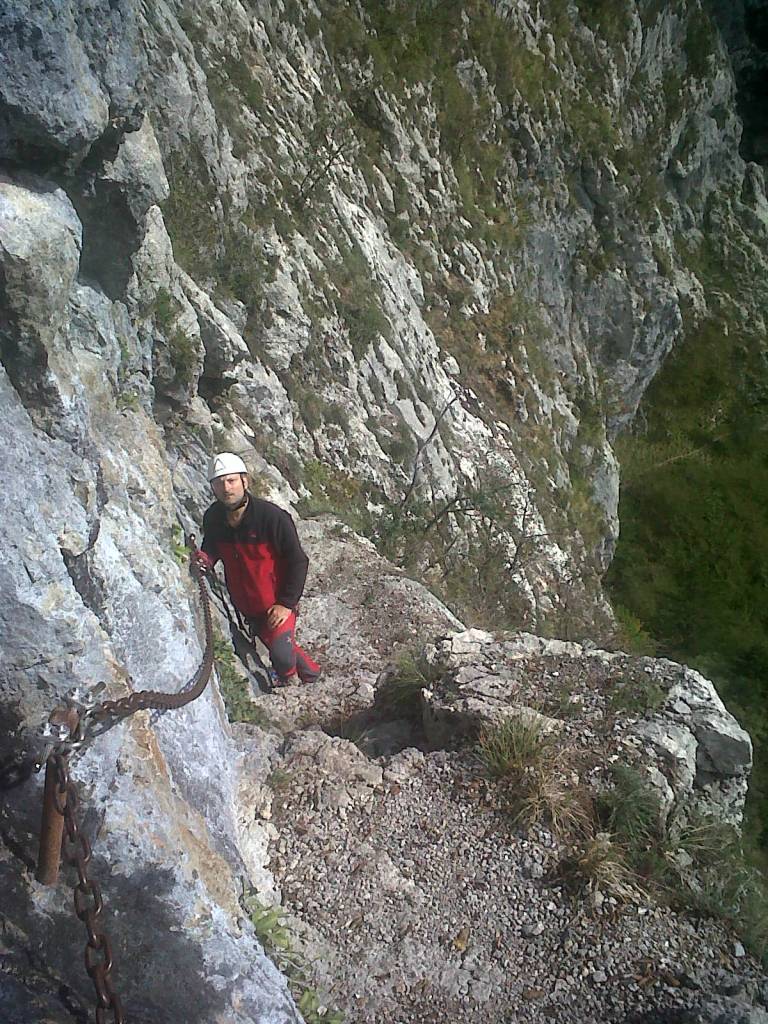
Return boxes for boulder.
[420,629,752,828]
[0,0,145,168]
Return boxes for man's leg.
[294,643,321,684]
[253,613,321,685]
[254,614,298,685]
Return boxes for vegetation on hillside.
[608,193,768,850]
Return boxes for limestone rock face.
[0,1,766,1021]
[0,176,299,1020]
[0,0,145,167]
[0,175,82,407]
[0,357,301,1022]
[0,0,764,634]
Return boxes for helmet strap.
[219,479,249,513]
[229,486,249,512]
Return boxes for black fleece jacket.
[201,495,309,614]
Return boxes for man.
[193,452,321,687]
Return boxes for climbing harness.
[1,540,215,1023]
[206,570,273,694]
[177,512,271,693]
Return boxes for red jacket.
[200,496,309,617]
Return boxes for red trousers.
[250,611,321,684]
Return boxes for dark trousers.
[249,611,321,684]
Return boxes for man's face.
[212,473,247,508]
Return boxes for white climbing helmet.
[208,452,248,481]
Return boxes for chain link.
[3,557,214,790]
[32,548,215,1023]
[52,752,124,1024]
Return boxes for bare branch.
[400,396,458,509]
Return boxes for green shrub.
[171,525,190,565]
[328,241,392,359]
[295,460,372,534]
[222,53,264,109]
[151,288,198,386]
[675,820,768,962]
[116,389,140,412]
[576,0,633,47]
[375,651,441,721]
[477,714,594,837]
[607,212,768,843]
[162,150,220,281]
[684,7,717,79]
[612,605,657,657]
[168,329,198,386]
[242,891,344,1024]
[606,674,666,717]
[153,287,176,330]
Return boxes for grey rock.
[522,922,546,938]
[101,114,169,221]
[0,172,83,419]
[421,629,750,829]
[0,174,82,344]
[635,719,698,793]
[716,972,747,996]
[0,278,299,1021]
[693,708,753,777]
[182,271,250,380]
[0,0,145,167]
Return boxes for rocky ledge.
[242,595,763,1024]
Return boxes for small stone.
[522,922,545,938]
[679,971,703,990]
[522,987,545,1000]
[592,970,608,984]
[734,941,746,958]
[715,971,745,997]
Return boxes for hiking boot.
[268,669,294,688]
[298,667,322,685]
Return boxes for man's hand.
[266,604,291,629]
[192,550,214,575]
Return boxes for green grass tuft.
[375,652,442,722]
[477,713,552,780]
[213,634,275,728]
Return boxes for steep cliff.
[1,1,767,1022]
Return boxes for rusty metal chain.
[52,750,125,1024]
[25,545,216,1024]
[89,556,214,731]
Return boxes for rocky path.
[235,519,768,1024]
[269,740,765,1024]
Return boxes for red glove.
[191,550,214,575]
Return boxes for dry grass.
[556,832,638,901]
[477,712,594,841]
[515,769,594,839]
[476,714,768,952]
